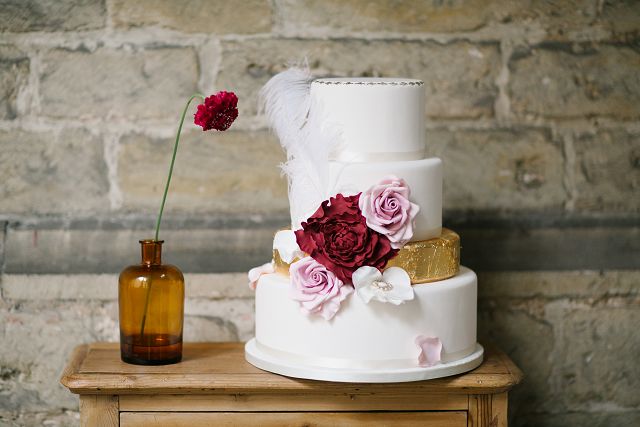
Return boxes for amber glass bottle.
[119,240,184,365]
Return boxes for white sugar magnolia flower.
[273,230,305,263]
[352,266,414,305]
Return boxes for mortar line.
[210,37,222,93]
[562,131,578,212]
[104,0,115,34]
[0,221,8,300]
[26,46,42,117]
[271,0,279,34]
[104,133,123,211]
[3,115,639,137]
[4,21,614,50]
[196,37,221,95]
[495,38,512,125]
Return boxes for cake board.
[245,338,484,383]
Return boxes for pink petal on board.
[415,335,443,367]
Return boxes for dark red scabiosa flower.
[194,91,239,131]
[295,193,398,283]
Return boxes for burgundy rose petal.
[295,193,398,283]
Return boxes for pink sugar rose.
[289,256,353,320]
[359,175,420,249]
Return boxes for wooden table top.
[61,342,522,396]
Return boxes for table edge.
[60,344,89,390]
[60,342,523,395]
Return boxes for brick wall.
[0,1,639,425]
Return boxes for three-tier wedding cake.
[245,69,483,382]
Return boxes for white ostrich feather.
[260,67,343,228]
[259,67,312,147]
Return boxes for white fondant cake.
[312,78,425,160]
[246,72,482,382]
[255,267,477,366]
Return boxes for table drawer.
[121,411,467,426]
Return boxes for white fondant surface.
[325,157,442,241]
[245,339,484,383]
[289,78,442,235]
[254,267,477,369]
[311,78,425,160]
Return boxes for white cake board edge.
[245,338,484,383]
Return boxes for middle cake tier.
[274,228,460,284]
[292,157,443,241]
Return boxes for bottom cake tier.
[246,266,482,382]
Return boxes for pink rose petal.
[248,262,275,290]
[415,335,443,367]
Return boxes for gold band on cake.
[273,249,296,276]
[385,228,460,283]
[273,228,460,284]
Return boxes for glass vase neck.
[140,240,163,265]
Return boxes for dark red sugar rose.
[194,91,239,131]
[295,193,398,283]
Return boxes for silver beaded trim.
[312,79,424,86]
[371,280,394,292]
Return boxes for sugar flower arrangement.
[248,174,420,320]
[289,176,419,319]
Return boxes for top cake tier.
[310,78,425,162]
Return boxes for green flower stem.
[139,93,205,339]
[154,93,206,242]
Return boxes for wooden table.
[61,342,522,427]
